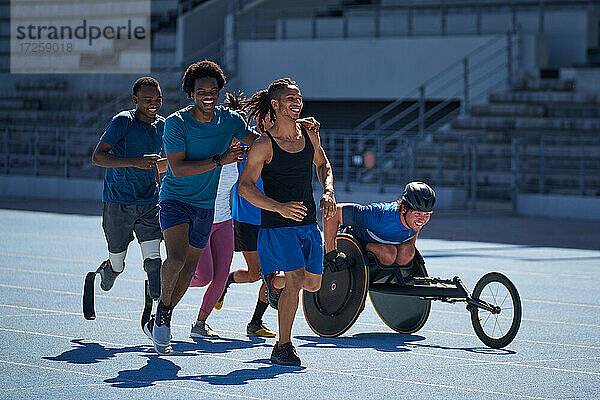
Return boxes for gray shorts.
[102,202,162,253]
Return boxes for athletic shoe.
[246,322,276,338]
[143,258,161,299]
[150,309,173,355]
[270,342,301,366]
[262,272,282,310]
[143,316,172,341]
[98,260,121,291]
[190,321,220,339]
[214,287,227,311]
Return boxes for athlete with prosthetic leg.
[85,77,167,321]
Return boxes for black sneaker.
[270,342,301,366]
[262,273,282,310]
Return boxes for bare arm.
[92,140,158,169]
[166,144,249,178]
[239,131,260,146]
[238,136,307,222]
[304,123,336,219]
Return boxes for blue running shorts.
[158,199,214,249]
[257,224,324,276]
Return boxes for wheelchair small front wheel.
[470,272,522,349]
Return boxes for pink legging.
[189,219,234,315]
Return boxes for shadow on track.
[42,338,199,364]
[104,357,304,388]
[296,333,515,355]
[190,336,271,354]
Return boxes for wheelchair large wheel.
[303,234,369,337]
[369,254,431,334]
[470,272,522,349]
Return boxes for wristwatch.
[212,154,222,167]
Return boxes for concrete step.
[489,91,599,104]
[470,103,545,117]
[513,79,575,92]
[545,105,600,119]
[451,116,600,132]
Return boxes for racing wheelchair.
[303,227,522,349]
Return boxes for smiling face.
[401,204,432,232]
[192,77,220,116]
[271,85,302,121]
[133,85,162,122]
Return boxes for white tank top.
[213,162,239,224]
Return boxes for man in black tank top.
[240,78,337,366]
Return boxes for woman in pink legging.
[188,156,239,339]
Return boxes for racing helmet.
[401,181,436,212]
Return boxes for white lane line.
[0,266,141,284]
[428,264,596,279]
[0,305,250,336]
[303,367,554,400]
[354,321,600,350]
[1,284,598,349]
[523,298,600,309]
[428,309,600,328]
[0,330,552,400]
[0,360,267,399]
[0,383,109,391]
[341,354,600,376]
[2,268,598,328]
[0,251,92,264]
[0,232,99,241]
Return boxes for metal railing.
[355,32,518,136]
[317,129,600,210]
[2,126,599,208]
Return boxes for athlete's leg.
[135,203,163,299]
[169,244,203,307]
[190,230,215,289]
[302,270,322,292]
[365,242,398,266]
[233,251,262,283]
[277,268,305,344]
[160,223,192,306]
[394,241,416,266]
[198,221,233,318]
[99,203,136,291]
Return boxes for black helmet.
[401,181,436,212]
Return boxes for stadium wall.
[0,176,463,210]
[235,34,545,100]
[517,193,600,221]
[3,176,599,220]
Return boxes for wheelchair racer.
[323,181,435,269]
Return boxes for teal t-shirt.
[159,105,252,208]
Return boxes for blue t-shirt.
[159,106,252,208]
[232,159,263,225]
[100,110,165,204]
[353,202,417,244]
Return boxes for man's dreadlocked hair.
[245,78,297,132]
[222,91,248,121]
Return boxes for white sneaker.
[190,321,220,339]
